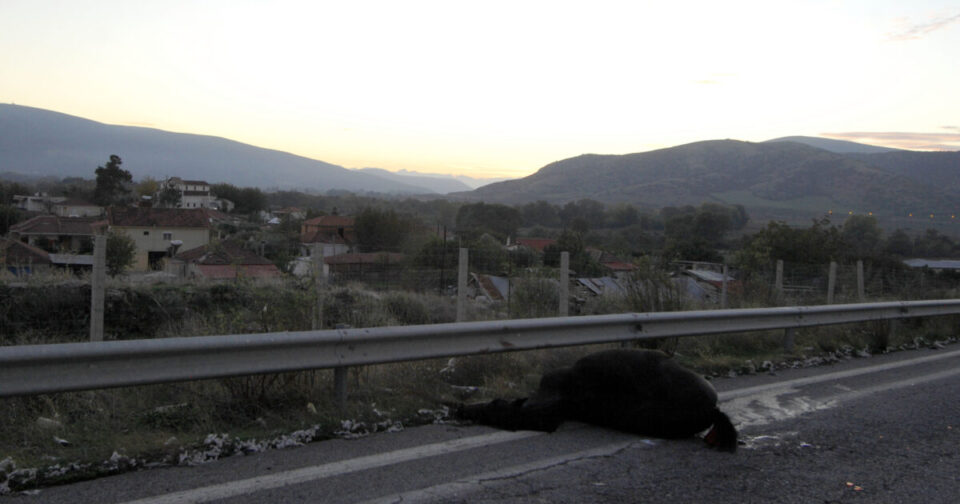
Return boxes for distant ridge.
[0,104,442,194]
[459,139,960,224]
[356,167,474,194]
[764,136,902,154]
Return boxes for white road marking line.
[118,430,543,504]
[121,347,960,504]
[718,347,960,401]
[358,441,639,504]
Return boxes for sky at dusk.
[2,0,959,179]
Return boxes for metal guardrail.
[3,300,960,397]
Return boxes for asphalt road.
[11,346,960,503]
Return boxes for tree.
[519,200,560,227]
[354,207,413,252]
[106,231,137,276]
[135,177,161,199]
[558,199,606,229]
[735,217,843,272]
[93,155,133,207]
[841,215,883,258]
[455,202,521,243]
[606,204,640,228]
[884,229,914,257]
[0,205,23,235]
[157,185,182,208]
[210,183,266,214]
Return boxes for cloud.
[886,12,960,41]
[822,131,960,151]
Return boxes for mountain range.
[460,137,960,224]
[0,104,498,195]
[3,104,959,227]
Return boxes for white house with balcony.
[163,177,219,209]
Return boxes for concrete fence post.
[775,260,784,301]
[857,260,865,302]
[559,251,569,316]
[312,244,324,331]
[457,248,468,322]
[90,234,106,342]
[827,261,837,304]
[721,264,729,309]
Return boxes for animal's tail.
[703,408,738,453]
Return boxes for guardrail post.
[334,367,348,408]
[827,261,837,304]
[559,251,569,316]
[334,323,351,408]
[857,260,865,302]
[783,327,795,353]
[90,233,106,342]
[457,248,468,322]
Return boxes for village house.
[509,237,557,253]
[300,215,355,258]
[162,177,230,210]
[52,198,103,217]
[586,248,637,276]
[167,241,281,280]
[12,194,102,217]
[272,207,307,220]
[1,237,52,275]
[108,207,223,271]
[8,215,102,253]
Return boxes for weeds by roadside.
[2,278,959,495]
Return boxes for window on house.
[143,231,149,236]
[162,232,173,240]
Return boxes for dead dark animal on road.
[457,349,738,452]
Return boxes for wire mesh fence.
[3,248,960,346]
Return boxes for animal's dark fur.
[457,349,738,452]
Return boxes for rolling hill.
[0,104,457,194]
[461,139,960,223]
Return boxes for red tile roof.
[516,237,557,252]
[301,230,350,245]
[0,237,51,264]
[174,241,274,266]
[9,215,102,236]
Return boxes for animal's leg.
[457,397,563,432]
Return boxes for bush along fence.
[3,242,957,345]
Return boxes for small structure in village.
[300,215,355,258]
[8,215,103,253]
[167,241,281,280]
[107,207,227,271]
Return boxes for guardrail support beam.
[334,367,348,408]
[783,327,796,353]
